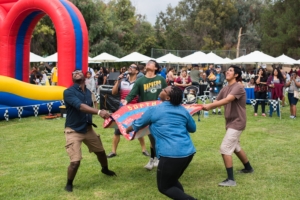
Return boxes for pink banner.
[103,101,203,140]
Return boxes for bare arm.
[79,104,110,118]
[103,75,107,85]
[112,74,123,95]
[202,94,235,111]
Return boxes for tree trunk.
[236,27,242,58]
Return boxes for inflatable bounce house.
[0,0,89,121]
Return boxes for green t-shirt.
[125,75,167,103]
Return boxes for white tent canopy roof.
[182,51,225,64]
[206,52,225,64]
[230,51,277,64]
[214,57,232,64]
[274,54,297,65]
[116,52,153,62]
[43,52,96,63]
[30,52,45,62]
[43,53,57,62]
[91,52,119,62]
[156,53,184,64]
[181,51,207,64]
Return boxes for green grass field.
[1,104,300,200]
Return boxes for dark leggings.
[254,92,267,113]
[148,134,156,158]
[157,155,196,200]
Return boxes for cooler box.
[59,105,67,118]
[99,85,120,112]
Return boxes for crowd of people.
[30,62,300,120]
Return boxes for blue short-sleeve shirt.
[64,83,93,133]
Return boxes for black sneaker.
[142,150,150,157]
[107,152,117,158]
[218,111,222,115]
[65,184,73,192]
[212,111,216,115]
[238,168,254,173]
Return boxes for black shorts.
[114,128,122,135]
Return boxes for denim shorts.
[288,92,298,105]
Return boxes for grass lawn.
[1,103,300,200]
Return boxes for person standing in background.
[51,63,58,85]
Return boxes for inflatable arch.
[0,0,89,87]
[0,0,90,120]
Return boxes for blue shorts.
[288,93,298,105]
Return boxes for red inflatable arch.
[0,0,89,87]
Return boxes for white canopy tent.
[181,51,207,64]
[214,57,232,64]
[43,53,57,62]
[91,52,119,62]
[229,51,277,64]
[274,54,298,65]
[30,52,45,62]
[206,52,225,64]
[116,52,153,62]
[155,53,184,64]
[43,52,97,63]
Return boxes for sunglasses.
[72,70,82,74]
[129,65,137,69]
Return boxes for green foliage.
[31,17,56,56]
[260,0,300,59]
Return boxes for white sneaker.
[144,158,154,170]
[153,157,159,167]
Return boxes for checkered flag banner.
[268,100,278,110]
[211,96,217,102]
[250,99,257,107]
[16,107,23,119]
[47,102,53,113]
[95,92,100,103]
[4,109,9,121]
[197,95,208,104]
[60,100,65,106]
[32,105,40,117]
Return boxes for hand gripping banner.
[103,101,203,140]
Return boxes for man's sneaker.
[218,179,236,187]
[107,152,116,158]
[65,184,73,192]
[153,157,159,167]
[144,158,154,170]
[238,168,254,173]
[142,150,150,157]
[218,111,222,115]
[212,111,216,115]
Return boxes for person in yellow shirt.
[51,64,58,85]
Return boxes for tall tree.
[260,0,300,59]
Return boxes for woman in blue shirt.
[126,86,197,200]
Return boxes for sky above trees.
[130,0,181,24]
